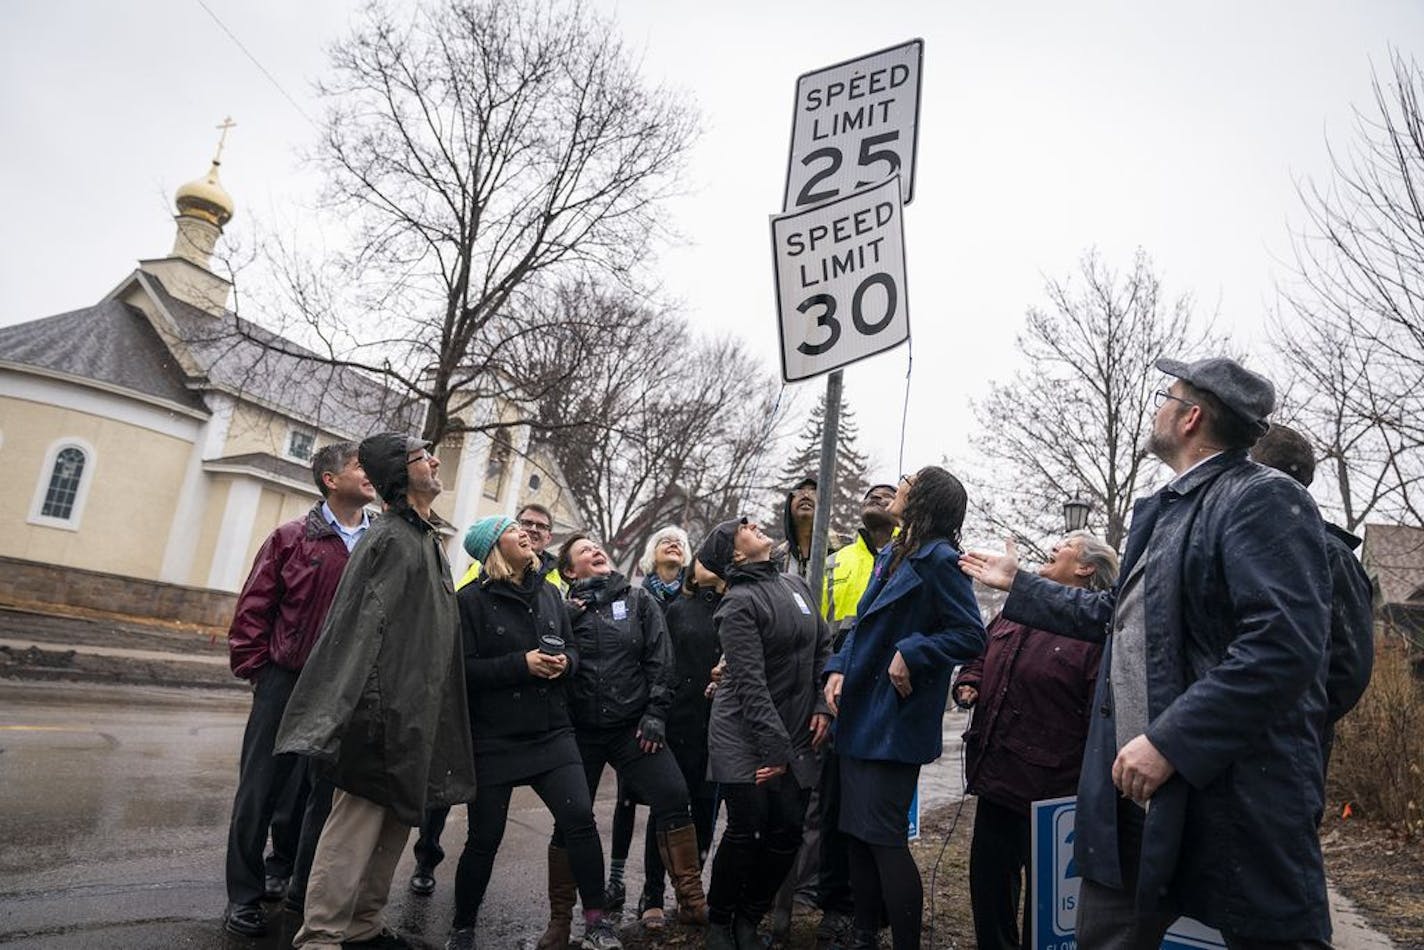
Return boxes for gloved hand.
[637,714,667,749]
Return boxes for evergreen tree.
[778,390,870,542]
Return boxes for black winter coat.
[565,573,673,730]
[1323,522,1374,726]
[1003,452,1332,941]
[665,586,722,752]
[458,569,578,784]
[707,561,832,788]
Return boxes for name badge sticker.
[792,592,812,615]
[612,600,628,621]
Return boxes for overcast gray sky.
[3,0,1422,484]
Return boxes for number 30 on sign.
[771,176,910,382]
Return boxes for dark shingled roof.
[205,452,316,487]
[146,276,422,438]
[0,299,208,413]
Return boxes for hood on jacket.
[781,474,817,565]
[360,432,429,505]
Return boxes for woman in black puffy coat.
[535,535,707,941]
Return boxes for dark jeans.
[552,724,692,847]
[968,797,1032,950]
[454,762,605,928]
[263,758,310,879]
[707,776,810,925]
[224,665,303,906]
[640,741,717,904]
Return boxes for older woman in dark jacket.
[444,517,619,950]
[699,517,832,950]
[952,531,1118,950]
[823,467,987,950]
[538,535,706,944]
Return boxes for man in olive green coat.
[276,432,475,949]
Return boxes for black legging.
[706,776,809,925]
[453,762,604,928]
[552,723,693,847]
[847,836,922,950]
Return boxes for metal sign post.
[779,41,922,601]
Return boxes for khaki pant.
[294,789,412,948]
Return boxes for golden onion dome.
[175,160,234,228]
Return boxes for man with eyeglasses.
[455,502,566,593]
[275,433,476,950]
[410,502,567,898]
[962,357,1334,950]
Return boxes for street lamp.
[1062,496,1092,533]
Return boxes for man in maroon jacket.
[223,441,376,938]
[953,530,1119,950]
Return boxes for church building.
[0,128,578,624]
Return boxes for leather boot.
[704,920,738,950]
[535,846,578,950]
[848,928,877,949]
[656,823,709,925]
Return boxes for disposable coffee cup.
[538,634,566,656]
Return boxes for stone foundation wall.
[0,556,237,628]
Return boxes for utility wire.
[898,336,915,472]
[194,0,318,127]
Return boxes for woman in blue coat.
[823,466,986,950]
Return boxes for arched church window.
[29,439,96,530]
[42,447,87,519]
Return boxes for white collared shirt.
[1169,451,1222,490]
[322,502,371,553]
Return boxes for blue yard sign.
[907,782,920,841]
[1030,797,1225,950]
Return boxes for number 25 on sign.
[783,39,923,212]
[771,176,910,382]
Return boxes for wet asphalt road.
[0,679,967,949]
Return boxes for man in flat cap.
[962,357,1333,949]
[276,433,475,949]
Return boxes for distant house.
[1360,523,1424,648]
[0,137,576,623]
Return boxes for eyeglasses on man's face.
[518,518,551,534]
[1153,390,1198,410]
[406,451,435,466]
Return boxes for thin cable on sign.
[897,337,914,472]
[194,0,318,127]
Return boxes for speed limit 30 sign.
[783,39,923,211]
[772,175,909,382]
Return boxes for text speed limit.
[772,176,910,382]
[783,39,923,211]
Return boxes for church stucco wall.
[189,475,230,587]
[0,395,187,581]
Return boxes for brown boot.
[656,823,709,926]
[535,845,577,950]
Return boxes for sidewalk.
[1332,883,1398,949]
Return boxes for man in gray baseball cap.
[960,355,1333,947]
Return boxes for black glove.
[637,715,667,745]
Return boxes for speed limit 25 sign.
[783,39,923,212]
[771,175,909,382]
